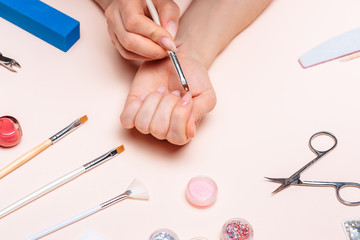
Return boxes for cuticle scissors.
[266,131,360,206]
[0,52,21,72]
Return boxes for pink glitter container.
[222,218,254,240]
[185,176,218,208]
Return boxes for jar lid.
[185,176,218,208]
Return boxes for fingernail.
[156,86,166,94]
[166,21,177,39]
[171,90,181,97]
[192,125,196,138]
[180,92,192,106]
[139,92,148,101]
[160,37,176,51]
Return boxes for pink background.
[1,0,360,239]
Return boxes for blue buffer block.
[0,0,80,52]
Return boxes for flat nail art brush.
[25,179,149,240]
[146,0,189,92]
[0,145,125,219]
[0,115,88,179]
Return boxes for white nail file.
[299,27,360,68]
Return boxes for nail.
[156,86,166,94]
[160,37,176,51]
[139,92,148,101]
[171,90,181,97]
[180,92,192,106]
[166,21,177,39]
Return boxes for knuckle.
[168,135,188,146]
[120,34,133,50]
[104,5,115,21]
[117,47,132,59]
[121,52,132,60]
[170,2,180,15]
[150,124,167,140]
[120,115,133,129]
[149,29,158,41]
[163,0,180,16]
[135,119,150,134]
[123,15,138,31]
[104,8,111,20]
[167,130,187,146]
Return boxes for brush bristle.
[116,145,125,154]
[80,115,88,124]
[127,179,149,200]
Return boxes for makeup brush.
[0,145,125,219]
[0,115,88,179]
[146,0,189,92]
[25,179,149,240]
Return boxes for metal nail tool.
[266,131,360,206]
[0,52,21,72]
[146,0,190,92]
[168,50,189,91]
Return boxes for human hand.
[104,0,180,60]
[120,52,216,145]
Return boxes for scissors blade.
[271,183,291,194]
[265,176,303,194]
[264,177,287,183]
[265,177,290,194]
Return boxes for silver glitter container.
[149,229,179,240]
[343,218,360,240]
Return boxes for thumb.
[186,89,217,139]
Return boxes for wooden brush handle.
[0,139,52,179]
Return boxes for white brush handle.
[146,0,160,25]
[0,166,85,219]
[25,205,102,240]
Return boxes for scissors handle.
[308,131,337,156]
[302,180,360,206]
[288,132,338,181]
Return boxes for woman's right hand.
[104,0,180,60]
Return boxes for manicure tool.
[25,178,148,240]
[0,52,21,72]
[0,0,79,52]
[266,131,360,206]
[0,145,125,219]
[0,115,88,179]
[146,0,189,92]
[299,27,360,68]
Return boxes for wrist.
[175,34,215,70]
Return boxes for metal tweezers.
[0,52,21,72]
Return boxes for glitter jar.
[222,218,254,240]
[343,219,360,240]
[185,176,218,208]
[149,228,179,240]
